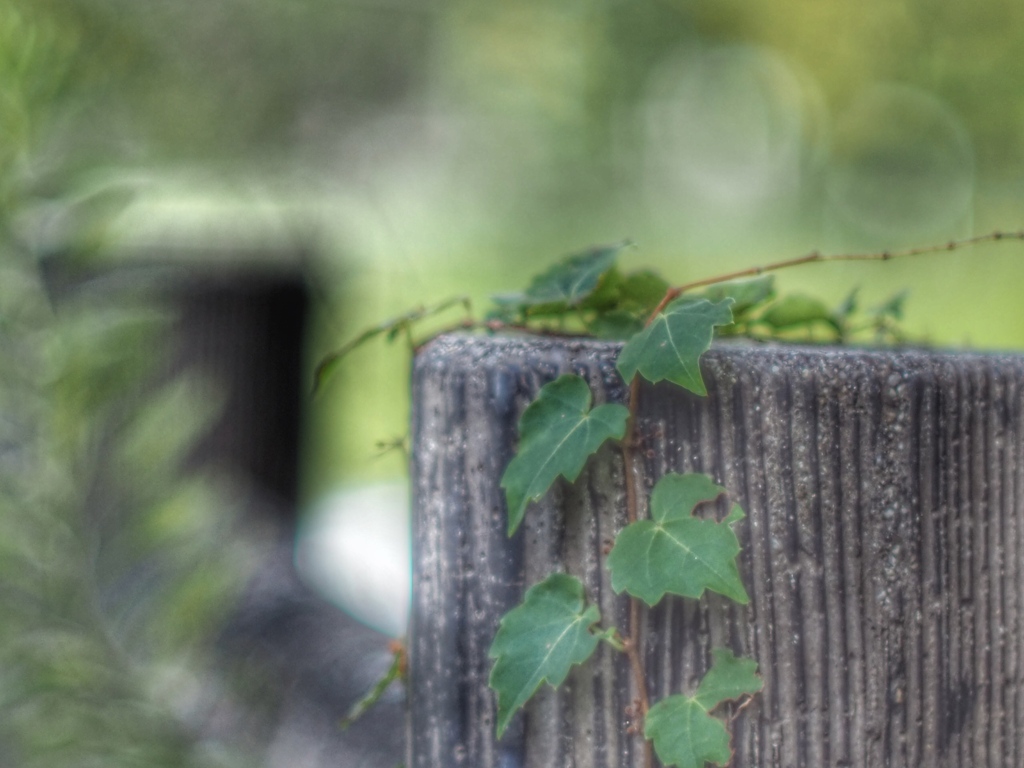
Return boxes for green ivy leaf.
[524,242,628,306]
[615,298,733,396]
[616,269,671,312]
[501,374,629,535]
[645,697,731,768]
[587,309,645,341]
[835,287,859,320]
[871,289,909,321]
[645,648,762,768]
[488,573,602,738]
[697,276,775,318]
[759,294,838,332]
[578,266,626,312]
[607,473,748,605]
[584,269,670,340]
[694,648,764,710]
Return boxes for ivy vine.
[317,229,1024,768]
[488,243,759,768]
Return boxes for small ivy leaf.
[617,269,671,312]
[522,241,629,307]
[579,267,626,312]
[644,695,731,768]
[594,625,626,651]
[488,573,602,738]
[607,473,748,606]
[644,649,762,768]
[697,276,775,318]
[588,309,645,341]
[485,296,526,323]
[615,298,734,396]
[759,294,839,333]
[693,648,764,710]
[835,287,859,320]
[871,289,909,321]
[501,375,629,535]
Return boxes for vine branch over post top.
[647,229,1024,319]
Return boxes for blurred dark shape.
[169,268,308,527]
[43,252,309,530]
[41,250,404,767]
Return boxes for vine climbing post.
[621,377,652,766]
[408,332,1024,768]
[318,231,1024,767]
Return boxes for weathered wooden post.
[409,332,1024,768]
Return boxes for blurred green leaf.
[587,309,645,340]
[872,289,909,321]
[615,269,671,312]
[835,288,859,320]
[494,242,630,320]
[697,276,775,318]
[759,294,839,332]
[523,242,626,306]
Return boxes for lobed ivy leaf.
[615,269,672,312]
[584,269,671,340]
[696,276,775,318]
[587,309,645,341]
[615,298,733,396]
[501,374,629,535]
[645,696,731,768]
[835,287,859,320]
[645,648,762,768]
[694,648,764,710]
[759,294,838,333]
[607,473,748,606]
[524,243,622,305]
[871,289,909,321]
[576,266,626,312]
[488,573,602,738]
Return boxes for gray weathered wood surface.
[409,332,1024,768]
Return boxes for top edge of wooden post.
[415,331,1024,372]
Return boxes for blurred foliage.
[2,0,1024,762]
[5,0,1024,517]
[0,4,265,765]
[0,254,262,767]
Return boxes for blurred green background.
[3,0,1024,764]
[6,0,1024,490]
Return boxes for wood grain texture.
[409,333,1024,768]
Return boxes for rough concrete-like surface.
[409,333,1024,768]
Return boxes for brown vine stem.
[621,375,652,768]
[647,229,1024,319]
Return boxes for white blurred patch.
[295,481,410,638]
[642,44,815,229]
